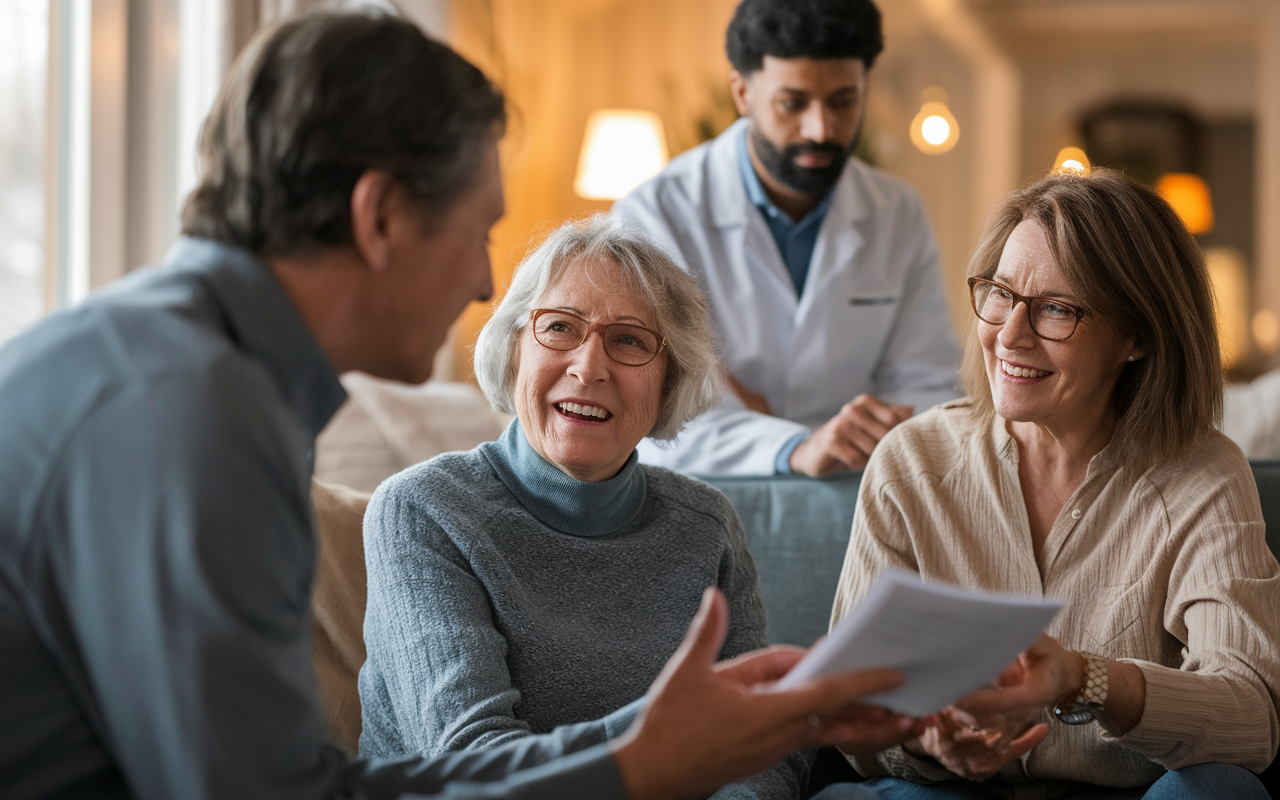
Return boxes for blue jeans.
[1140,764,1269,799]
[809,764,1268,800]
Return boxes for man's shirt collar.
[162,236,347,438]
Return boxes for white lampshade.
[574,109,669,201]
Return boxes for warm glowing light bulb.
[1053,147,1090,175]
[1254,309,1280,354]
[909,88,959,155]
[1157,173,1214,235]
[921,116,950,146]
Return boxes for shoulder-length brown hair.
[962,169,1221,470]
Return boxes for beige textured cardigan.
[832,400,1280,791]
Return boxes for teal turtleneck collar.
[480,419,648,537]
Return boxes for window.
[0,0,49,344]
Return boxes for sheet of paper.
[774,568,1063,716]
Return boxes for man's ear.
[728,70,752,117]
[350,169,398,273]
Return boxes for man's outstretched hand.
[611,588,925,800]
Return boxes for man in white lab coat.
[616,0,959,476]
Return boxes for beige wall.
[863,19,984,337]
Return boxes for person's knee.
[1145,763,1269,800]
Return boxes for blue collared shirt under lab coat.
[736,126,833,472]
[0,236,633,800]
[735,124,833,298]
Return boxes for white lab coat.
[1223,369,1280,458]
[615,119,960,475]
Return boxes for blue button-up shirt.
[736,125,834,298]
[0,237,629,799]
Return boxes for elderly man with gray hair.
[360,213,854,798]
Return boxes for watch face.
[1053,703,1103,725]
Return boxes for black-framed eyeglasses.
[529,309,667,367]
[967,278,1087,342]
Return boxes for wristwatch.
[1052,651,1108,725]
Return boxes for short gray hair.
[475,214,722,440]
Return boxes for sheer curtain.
[0,1,49,345]
[10,0,445,348]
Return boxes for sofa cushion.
[315,374,510,493]
[1253,459,1280,559]
[311,478,372,753]
[701,473,863,647]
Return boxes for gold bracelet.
[1052,651,1107,725]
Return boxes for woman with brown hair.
[828,169,1279,798]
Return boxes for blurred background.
[3,0,1278,384]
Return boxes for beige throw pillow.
[310,477,372,754]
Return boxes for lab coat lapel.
[798,160,872,322]
[708,120,801,312]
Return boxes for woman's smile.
[554,400,613,421]
[998,359,1052,381]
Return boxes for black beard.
[750,126,850,197]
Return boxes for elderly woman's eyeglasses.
[967,278,1086,342]
[530,309,667,367]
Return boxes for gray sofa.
[703,460,1280,648]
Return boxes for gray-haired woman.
[357,214,810,799]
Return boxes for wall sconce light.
[909,87,959,155]
[574,109,670,201]
[1254,309,1280,355]
[1204,247,1249,369]
[1053,147,1091,175]
[1156,173,1214,235]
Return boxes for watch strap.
[1052,651,1107,725]
[1078,651,1108,706]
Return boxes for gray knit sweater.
[358,420,809,799]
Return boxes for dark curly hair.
[726,0,884,75]
[182,11,506,256]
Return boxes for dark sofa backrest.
[704,459,1280,647]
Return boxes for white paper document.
[774,569,1064,716]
